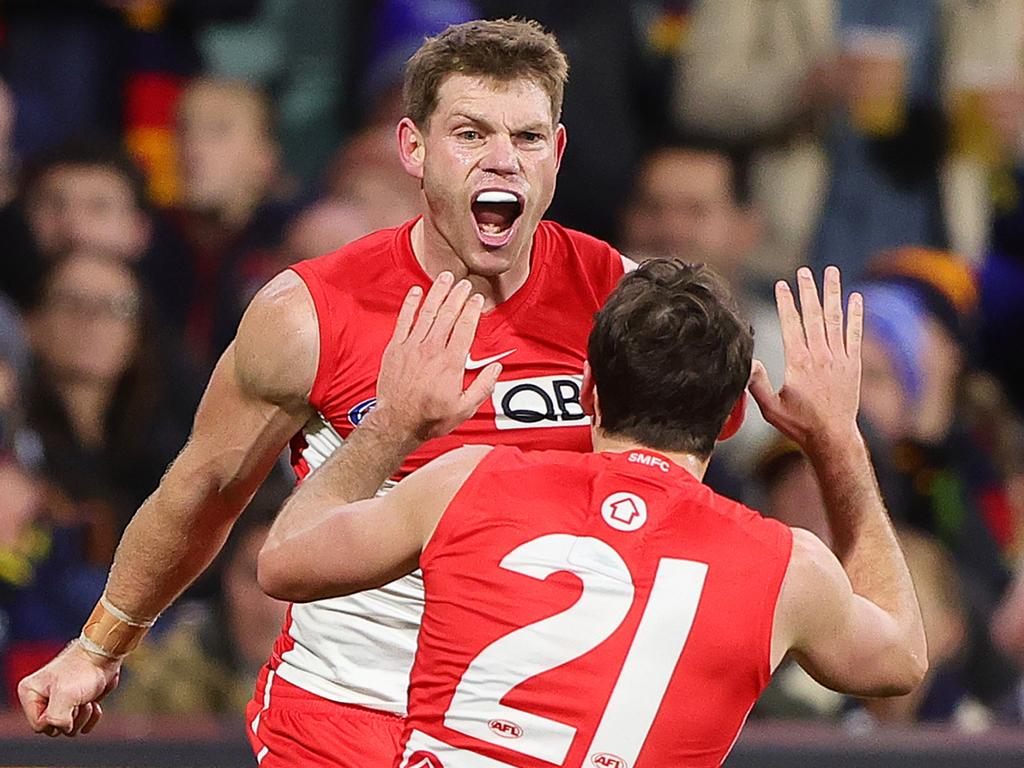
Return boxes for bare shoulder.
[233,270,319,406]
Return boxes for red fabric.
[247,665,404,768]
[5,641,65,707]
[978,486,1015,551]
[403,447,793,767]
[123,72,183,128]
[287,217,626,480]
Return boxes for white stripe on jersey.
[275,413,412,710]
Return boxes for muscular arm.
[105,270,317,619]
[774,432,928,696]
[754,267,927,697]
[259,445,491,601]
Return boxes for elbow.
[875,647,929,697]
[257,544,302,602]
[888,651,929,696]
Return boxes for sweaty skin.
[17,69,563,739]
[260,267,927,701]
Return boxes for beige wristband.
[79,595,155,659]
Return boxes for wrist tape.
[79,595,156,659]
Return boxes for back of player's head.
[588,260,753,458]
[403,18,569,128]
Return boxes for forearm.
[104,468,244,621]
[808,431,924,645]
[265,409,420,551]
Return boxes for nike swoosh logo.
[465,349,515,370]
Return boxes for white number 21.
[443,534,708,767]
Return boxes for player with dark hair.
[19,18,633,768]
[261,263,927,767]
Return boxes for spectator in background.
[619,139,783,492]
[856,248,1019,712]
[148,77,305,371]
[754,438,974,727]
[0,79,17,207]
[24,251,197,540]
[0,1,258,161]
[283,200,374,265]
[0,295,29,451]
[21,139,153,263]
[323,123,422,232]
[672,0,1024,278]
[0,452,106,709]
[0,138,152,309]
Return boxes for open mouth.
[471,190,523,248]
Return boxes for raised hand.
[748,266,863,454]
[372,272,502,442]
[18,642,120,738]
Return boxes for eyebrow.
[449,113,550,134]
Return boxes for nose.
[480,133,520,175]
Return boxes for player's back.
[399,446,793,768]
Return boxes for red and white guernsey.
[269,218,628,711]
[398,447,793,768]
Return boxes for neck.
[56,377,114,448]
[592,430,709,481]
[410,217,531,310]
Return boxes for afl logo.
[592,754,627,768]
[347,397,377,427]
[488,719,523,738]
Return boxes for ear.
[397,117,426,180]
[717,392,747,442]
[554,123,567,171]
[580,361,596,417]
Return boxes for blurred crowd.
[2,0,1024,734]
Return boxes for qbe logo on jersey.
[491,375,590,431]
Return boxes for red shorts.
[246,665,405,767]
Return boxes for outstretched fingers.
[775,279,807,365]
[462,361,503,415]
[407,272,455,343]
[425,279,474,346]
[390,285,424,344]
[447,293,485,358]
[846,290,864,362]
[797,267,828,356]
[822,266,845,354]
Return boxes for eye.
[519,132,543,143]
[457,129,481,141]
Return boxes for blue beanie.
[858,282,928,404]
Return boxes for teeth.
[480,223,502,234]
[476,190,518,204]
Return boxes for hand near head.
[748,266,864,454]
[18,641,120,737]
[370,272,502,442]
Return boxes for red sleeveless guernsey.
[288,217,627,481]
[398,446,793,768]
[264,218,627,714]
